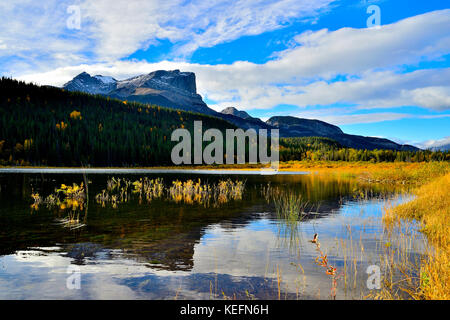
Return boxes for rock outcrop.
[63,70,213,115]
[63,71,419,151]
[63,72,117,95]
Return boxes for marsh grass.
[268,187,313,251]
[273,192,308,222]
[30,182,87,229]
[279,161,449,186]
[382,172,450,299]
[96,177,245,208]
[168,178,245,207]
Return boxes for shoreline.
[0,167,309,175]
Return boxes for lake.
[0,170,426,299]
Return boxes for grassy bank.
[279,161,449,185]
[383,172,450,299]
[281,161,450,299]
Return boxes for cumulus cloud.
[82,0,336,59]
[0,0,335,74]
[409,86,450,111]
[20,63,450,114]
[10,7,450,126]
[0,0,93,74]
[416,136,450,150]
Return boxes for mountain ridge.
[63,71,419,151]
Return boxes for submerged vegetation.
[168,179,245,206]
[95,177,164,208]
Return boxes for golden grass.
[383,172,450,299]
[3,161,448,185]
[279,161,449,185]
[95,177,245,208]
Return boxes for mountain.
[63,72,117,95]
[419,137,450,151]
[0,77,236,167]
[63,71,418,151]
[267,116,418,151]
[267,116,343,137]
[221,107,255,120]
[220,107,273,131]
[432,144,450,151]
[64,70,214,115]
[63,71,273,131]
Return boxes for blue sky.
[1,0,449,148]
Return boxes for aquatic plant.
[168,178,244,207]
[96,177,134,207]
[30,183,87,229]
[96,177,244,208]
[273,191,308,221]
[30,191,42,211]
[309,233,341,299]
[133,177,164,202]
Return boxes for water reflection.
[0,172,422,299]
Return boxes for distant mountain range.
[63,70,419,151]
[433,144,450,151]
[421,138,450,151]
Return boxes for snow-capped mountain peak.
[93,75,117,84]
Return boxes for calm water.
[0,171,425,300]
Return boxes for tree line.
[0,77,233,167]
[279,137,450,162]
[0,77,448,167]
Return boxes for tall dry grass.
[280,161,449,185]
[383,172,450,299]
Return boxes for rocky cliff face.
[63,71,419,151]
[110,70,214,115]
[63,70,213,115]
[63,72,117,95]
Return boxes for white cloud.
[295,112,412,125]
[11,8,450,127]
[0,0,335,74]
[0,0,92,74]
[409,86,450,111]
[80,0,335,59]
[416,136,450,150]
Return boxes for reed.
[167,178,244,207]
[96,177,245,208]
[273,191,308,221]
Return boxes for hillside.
[267,116,418,151]
[63,70,419,151]
[2,77,444,167]
[0,78,235,167]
